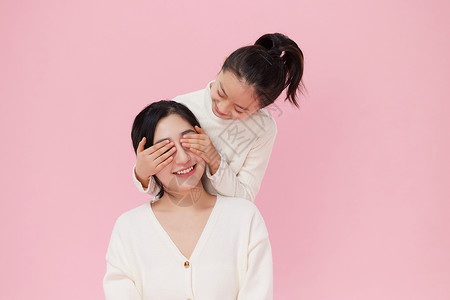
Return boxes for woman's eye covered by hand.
[179,139,196,152]
[156,139,191,156]
[179,126,220,173]
[179,137,193,149]
[155,139,172,155]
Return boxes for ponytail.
[222,33,304,108]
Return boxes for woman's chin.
[165,175,202,193]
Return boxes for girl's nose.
[217,99,232,115]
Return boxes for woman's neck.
[156,182,215,211]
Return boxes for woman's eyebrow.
[154,129,196,144]
[154,137,171,144]
[180,129,195,136]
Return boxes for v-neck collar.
[146,195,222,262]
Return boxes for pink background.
[1,0,449,299]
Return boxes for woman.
[134,32,304,202]
[104,101,273,299]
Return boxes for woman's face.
[210,70,261,120]
[153,114,206,194]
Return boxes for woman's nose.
[173,142,190,165]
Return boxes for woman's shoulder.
[114,203,150,229]
[217,196,269,236]
[218,195,259,217]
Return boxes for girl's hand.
[135,137,177,188]
[180,126,221,175]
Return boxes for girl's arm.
[206,125,277,202]
[132,165,160,197]
[238,208,273,299]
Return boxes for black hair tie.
[270,47,282,56]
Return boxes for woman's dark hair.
[222,32,305,108]
[131,100,201,199]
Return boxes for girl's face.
[210,70,261,120]
[153,114,206,193]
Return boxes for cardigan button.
[184,261,190,268]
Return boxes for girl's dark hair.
[222,33,305,108]
[131,100,201,199]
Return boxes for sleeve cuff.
[132,165,150,193]
[205,155,226,181]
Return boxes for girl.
[134,32,304,202]
[104,101,272,299]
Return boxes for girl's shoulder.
[172,86,209,118]
[173,88,205,103]
[252,108,278,133]
[172,83,209,105]
[238,108,277,142]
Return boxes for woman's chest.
[154,210,211,259]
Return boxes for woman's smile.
[172,164,196,176]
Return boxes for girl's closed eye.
[217,87,227,98]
